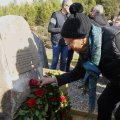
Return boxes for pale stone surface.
[32,32,48,68]
[0,15,48,120]
[0,15,40,78]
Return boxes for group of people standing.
[48,0,116,72]
[41,0,120,120]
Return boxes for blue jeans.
[50,44,68,71]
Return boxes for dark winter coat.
[56,26,120,86]
[89,14,109,27]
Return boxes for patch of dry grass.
[46,48,79,66]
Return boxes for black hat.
[61,3,92,39]
[69,2,83,14]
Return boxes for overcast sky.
[0,0,33,6]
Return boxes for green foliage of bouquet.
[13,79,72,120]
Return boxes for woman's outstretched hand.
[37,77,57,87]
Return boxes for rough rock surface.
[0,15,48,120]
[68,76,108,113]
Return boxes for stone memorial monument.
[0,15,48,120]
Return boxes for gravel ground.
[67,76,108,113]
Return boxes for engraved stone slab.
[0,15,48,120]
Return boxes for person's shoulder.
[51,10,60,15]
[94,14,109,26]
[51,10,62,16]
[51,11,56,16]
[102,26,120,36]
[54,10,61,14]
[51,11,58,18]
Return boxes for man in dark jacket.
[89,4,109,27]
[48,0,72,71]
[39,3,120,120]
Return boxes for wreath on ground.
[13,71,72,120]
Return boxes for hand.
[37,76,57,87]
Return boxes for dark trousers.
[97,83,120,120]
[65,49,74,72]
[114,104,120,120]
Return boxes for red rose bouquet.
[13,79,72,120]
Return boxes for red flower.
[59,95,66,102]
[29,79,37,87]
[27,98,36,108]
[69,116,73,120]
[35,88,45,97]
[47,96,56,102]
[61,110,67,118]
